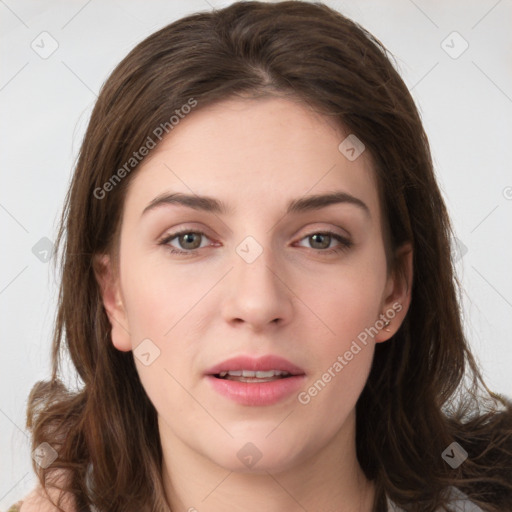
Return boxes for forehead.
[123,96,380,221]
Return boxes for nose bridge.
[234,232,282,297]
[222,232,293,328]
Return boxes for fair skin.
[22,96,412,511]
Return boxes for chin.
[205,438,307,475]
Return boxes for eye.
[296,231,353,255]
[159,230,212,256]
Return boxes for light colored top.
[387,486,485,511]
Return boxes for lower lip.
[205,375,306,406]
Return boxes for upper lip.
[205,355,305,376]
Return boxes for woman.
[11,1,512,511]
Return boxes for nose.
[221,241,294,332]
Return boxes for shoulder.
[17,471,77,512]
[16,486,74,512]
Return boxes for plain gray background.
[1,0,511,508]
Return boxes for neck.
[159,410,376,512]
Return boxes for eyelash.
[158,229,353,257]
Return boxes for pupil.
[311,234,329,249]
[181,233,200,249]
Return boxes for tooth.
[238,377,276,382]
[228,370,243,376]
[255,370,275,378]
[241,370,256,377]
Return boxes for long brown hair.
[25,2,512,511]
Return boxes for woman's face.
[97,96,411,473]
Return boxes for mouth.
[205,355,306,406]
[205,354,306,381]
[213,369,295,383]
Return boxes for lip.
[204,354,306,406]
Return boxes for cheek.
[299,246,387,400]
[118,249,220,403]
[304,276,379,394]
[307,255,387,348]
[120,248,214,342]
[295,265,383,424]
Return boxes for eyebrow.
[141,191,370,218]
